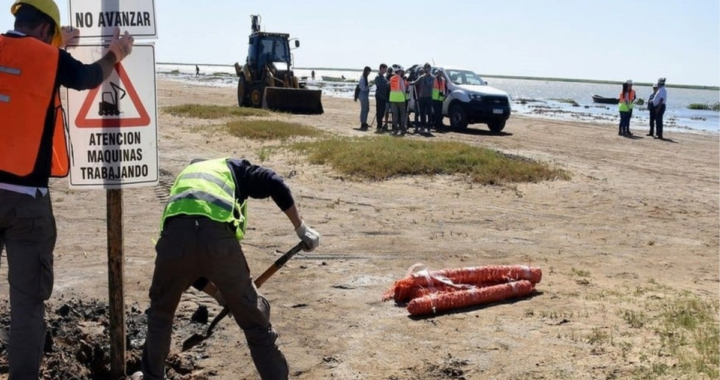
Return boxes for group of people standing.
[356,62,447,136]
[618,77,667,139]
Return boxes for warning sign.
[75,63,150,128]
[65,44,158,189]
[69,0,157,40]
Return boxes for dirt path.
[1,80,717,380]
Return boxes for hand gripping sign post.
[66,1,157,378]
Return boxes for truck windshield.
[446,70,485,86]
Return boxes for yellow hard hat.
[11,0,62,47]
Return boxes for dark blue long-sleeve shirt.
[227,158,295,211]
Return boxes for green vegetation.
[571,268,590,277]
[687,102,720,111]
[163,104,270,119]
[225,120,322,141]
[592,289,719,379]
[620,309,647,328]
[654,292,719,378]
[290,136,569,184]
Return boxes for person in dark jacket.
[410,63,435,134]
[374,63,389,132]
[139,158,320,380]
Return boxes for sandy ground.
[1,79,718,380]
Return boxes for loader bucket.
[263,87,324,115]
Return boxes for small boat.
[592,94,619,105]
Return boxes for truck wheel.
[250,84,264,108]
[237,76,248,107]
[449,104,468,130]
[488,121,506,133]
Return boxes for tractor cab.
[247,33,294,86]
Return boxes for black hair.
[379,63,387,70]
[13,4,56,34]
[362,66,371,80]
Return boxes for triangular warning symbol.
[75,63,150,128]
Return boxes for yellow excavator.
[234,15,323,114]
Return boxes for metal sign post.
[107,189,125,379]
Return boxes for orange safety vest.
[618,89,636,111]
[389,74,406,103]
[0,35,68,184]
[432,77,446,101]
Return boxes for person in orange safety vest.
[432,69,448,130]
[389,65,408,135]
[0,1,135,378]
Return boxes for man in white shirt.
[652,78,668,139]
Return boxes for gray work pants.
[0,189,56,380]
[141,216,288,380]
[391,102,406,132]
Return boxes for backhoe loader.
[234,15,323,114]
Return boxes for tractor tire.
[250,84,265,108]
[237,76,248,107]
[449,104,468,130]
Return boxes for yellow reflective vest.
[161,158,248,240]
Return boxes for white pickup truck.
[407,65,511,133]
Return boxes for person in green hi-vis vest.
[138,157,320,380]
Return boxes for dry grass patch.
[163,104,270,119]
[584,287,719,379]
[291,136,569,184]
[225,120,323,141]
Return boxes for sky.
[1,0,719,86]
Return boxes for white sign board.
[65,44,158,189]
[69,0,157,39]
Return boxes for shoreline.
[157,62,720,91]
[154,76,719,135]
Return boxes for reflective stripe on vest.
[0,35,68,178]
[161,158,248,240]
[389,74,406,103]
[432,77,446,101]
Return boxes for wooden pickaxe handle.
[204,242,305,336]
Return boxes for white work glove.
[295,221,320,252]
[59,26,79,48]
[108,27,134,63]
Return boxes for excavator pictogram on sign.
[75,62,150,128]
[98,82,126,116]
